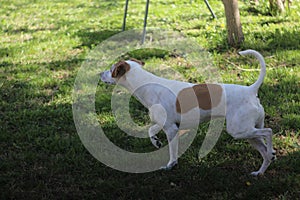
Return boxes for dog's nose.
[99,72,104,76]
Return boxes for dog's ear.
[130,58,145,66]
[112,61,130,78]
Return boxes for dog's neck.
[116,67,169,108]
[118,67,161,93]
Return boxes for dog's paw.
[250,171,263,176]
[151,136,162,148]
[267,151,277,162]
[160,161,178,171]
[271,152,277,161]
[272,150,277,161]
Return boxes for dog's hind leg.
[248,137,274,176]
[149,124,163,148]
[253,128,275,159]
[231,127,276,175]
[255,117,276,154]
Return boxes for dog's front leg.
[149,124,163,148]
[160,124,179,170]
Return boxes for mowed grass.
[0,0,299,199]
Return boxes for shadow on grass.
[207,28,300,54]
[259,18,290,26]
[242,24,300,52]
[2,137,299,199]
[242,6,271,16]
[267,29,300,50]
[76,29,121,48]
[41,58,85,71]
[0,56,86,138]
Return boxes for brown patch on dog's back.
[176,84,223,114]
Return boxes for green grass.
[1,0,299,199]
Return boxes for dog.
[100,50,276,176]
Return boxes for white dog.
[100,50,276,176]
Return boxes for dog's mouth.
[100,77,116,85]
[103,80,115,85]
[99,71,116,85]
[100,77,115,85]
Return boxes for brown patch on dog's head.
[112,61,130,78]
[176,84,223,114]
[130,58,145,66]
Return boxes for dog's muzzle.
[100,71,116,84]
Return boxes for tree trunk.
[222,0,244,47]
[269,0,285,14]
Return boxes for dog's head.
[100,58,145,84]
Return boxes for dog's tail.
[239,49,266,92]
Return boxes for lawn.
[0,0,299,199]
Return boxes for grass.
[0,0,299,199]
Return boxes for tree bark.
[222,0,244,47]
[269,0,285,14]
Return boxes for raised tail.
[239,49,266,92]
